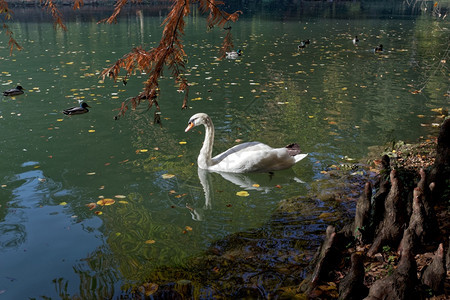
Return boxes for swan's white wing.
[209,142,297,173]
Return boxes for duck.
[352,35,359,46]
[226,49,242,59]
[374,44,383,52]
[185,113,308,173]
[63,102,91,115]
[3,85,25,96]
[298,39,310,49]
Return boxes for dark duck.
[63,102,91,115]
[374,44,383,52]
[298,39,310,49]
[3,85,25,96]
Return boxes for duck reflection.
[187,168,305,221]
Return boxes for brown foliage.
[1,1,22,54]
[99,0,241,117]
[2,23,22,54]
[73,0,84,10]
[40,0,67,30]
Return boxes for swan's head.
[185,113,210,132]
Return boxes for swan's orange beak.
[185,122,194,132]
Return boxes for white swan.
[185,113,308,173]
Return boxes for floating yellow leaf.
[88,130,95,133]
[341,87,348,91]
[138,149,148,153]
[59,202,67,206]
[57,119,63,122]
[145,239,156,244]
[66,62,74,65]
[236,191,249,197]
[94,211,103,215]
[185,226,193,231]
[179,141,187,145]
[97,198,115,206]
[115,195,126,199]
[87,172,96,175]
[162,174,175,179]
[252,184,260,187]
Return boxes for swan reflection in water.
[187,168,306,221]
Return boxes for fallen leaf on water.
[87,172,96,175]
[138,149,148,153]
[88,130,95,133]
[59,202,67,206]
[319,212,334,219]
[252,184,260,187]
[114,195,126,199]
[162,173,175,179]
[86,202,97,210]
[145,239,156,244]
[94,211,103,215]
[179,141,187,145]
[236,191,249,197]
[97,198,115,206]
[431,107,446,115]
[118,200,129,204]
[175,193,187,198]
[411,90,421,94]
[185,226,193,231]
[275,185,282,188]
[140,283,159,297]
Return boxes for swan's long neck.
[198,117,215,169]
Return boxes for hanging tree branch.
[40,0,67,30]
[1,0,22,54]
[100,0,241,118]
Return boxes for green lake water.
[0,2,448,298]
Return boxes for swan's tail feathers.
[286,143,301,156]
[294,153,308,163]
